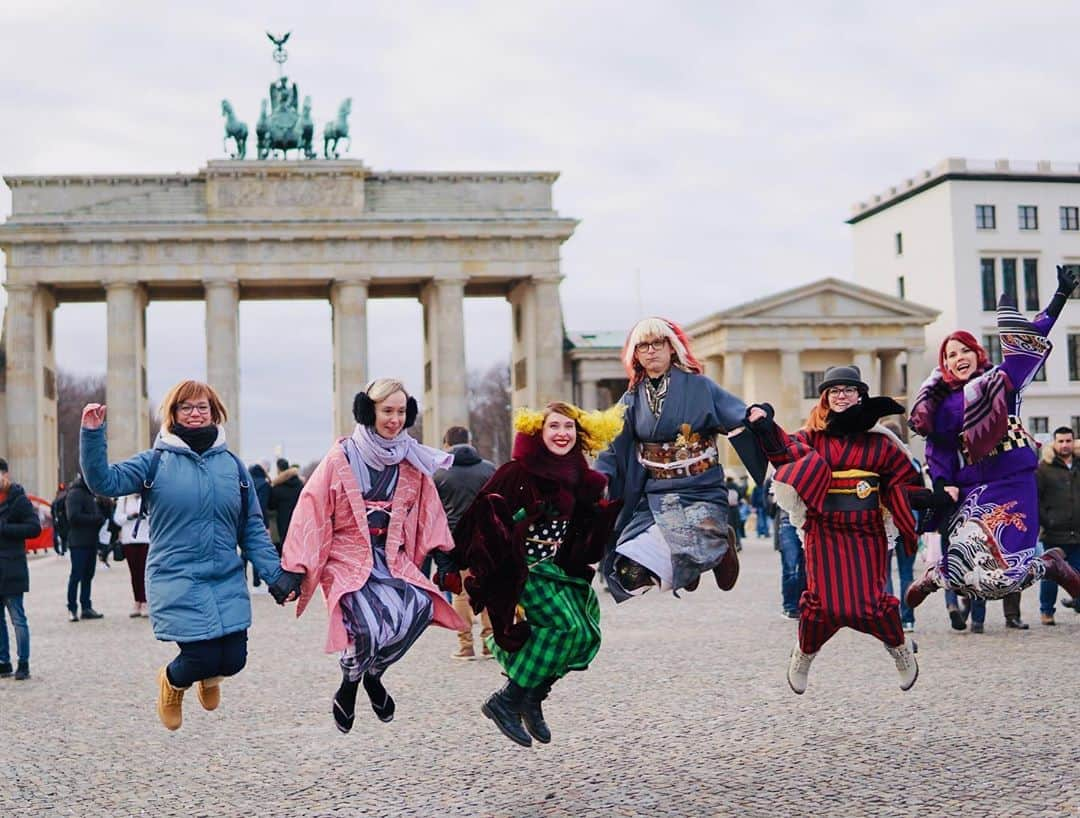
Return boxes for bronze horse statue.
[221,100,248,159]
[323,98,352,159]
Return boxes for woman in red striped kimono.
[747,365,921,695]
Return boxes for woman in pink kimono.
[281,378,466,733]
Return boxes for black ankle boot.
[362,672,395,723]
[0,662,12,678]
[332,675,359,734]
[14,661,29,681]
[521,681,553,744]
[615,557,657,592]
[481,680,532,747]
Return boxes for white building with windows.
[849,157,1080,437]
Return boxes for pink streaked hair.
[622,317,703,388]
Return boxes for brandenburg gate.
[0,161,576,495]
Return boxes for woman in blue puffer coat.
[80,379,302,731]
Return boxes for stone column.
[879,350,902,397]
[722,351,744,397]
[704,355,723,386]
[330,280,369,436]
[905,347,926,407]
[853,351,879,394]
[420,279,468,446]
[578,377,599,411]
[508,277,567,411]
[204,280,241,452]
[106,282,149,460]
[3,284,58,496]
[778,349,802,427]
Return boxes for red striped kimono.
[757,420,919,654]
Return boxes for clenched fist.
[81,404,107,430]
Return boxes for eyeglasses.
[177,402,212,416]
[826,387,860,398]
[635,340,668,354]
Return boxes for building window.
[981,258,997,310]
[1071,416,1080,437]
[1001,258,1018,304]
[982,334,1002,365]
[1069,334,1080,380]
[1061,206,1079,231]
[895,232,903,255]
[1064,264,1080,299]
[1018,205,1038,230]
[1032,362,1046,381]
[897,276,906,299]
[1029,417,1049,435]
[975,204,996,229]
[1023,258,1039,311]
[803,371,825,399]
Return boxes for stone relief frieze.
[214,177,355,210]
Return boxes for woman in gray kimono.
[596,317,766,601]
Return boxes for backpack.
[133,449,250,543]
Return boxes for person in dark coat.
[64,473,106,621]
[249,463,271,527]
[434,426,496,659]
[0,458,42,680]
[1036,426,1080,625]
[270,457,304,545]
[50,483,68,555]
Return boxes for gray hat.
[818,365,868,394]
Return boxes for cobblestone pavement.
[2,538,1078,817]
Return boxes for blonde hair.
[157,380,227,427]
[621,317,703,387]
[513,401,626,455]
[366,378,409,403]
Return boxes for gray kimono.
[595,367,766,600]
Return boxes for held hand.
[944,486,960,502]
[81,403,107,430]
[747,406,767,424]
[268,570,304,605]
[1058,264,1079,295]
[437,570,463,595]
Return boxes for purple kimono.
[909,300,1056,598]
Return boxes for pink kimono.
[281,441,466,653]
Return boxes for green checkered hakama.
[485,559,602,688]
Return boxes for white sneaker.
[885,641,919,691]
[786,646,816,695]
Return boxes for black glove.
[268,570,304,605]
[1047,265,1079,319]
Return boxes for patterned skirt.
[338,545,433,681]
[933,476,1044,599]
[486,560,601,688]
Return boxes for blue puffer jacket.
[81,425,284,643]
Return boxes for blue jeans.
[755,507,770,538]
[66,547,97,613]
[0,594,30,664]
[167,630,248,688]
[777,520,806,614]
[1040,544,1080,615]
[884,548,916,625]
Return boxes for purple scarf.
[343,424,453,494]
[909,366,1011,463]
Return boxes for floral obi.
[822,469,880,512]
[523,518,569,566]
[961,415,1037,466]
[638,423,719,480]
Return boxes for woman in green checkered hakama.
[448,400,623,747]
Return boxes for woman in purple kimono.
[907,266,1080,609]
[595,317,766,600]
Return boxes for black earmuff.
[353,392,376,425]
[353,391,419,429]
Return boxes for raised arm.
[746,403,814,466]
[79,405,153,498]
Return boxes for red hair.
[622,317,703,387]
[938,330,991,388]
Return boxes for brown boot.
[713,530,740,591]
[196,676,223,711]
[905,569,940,610]
[157,666,188,731]
[1041,548,1080,598]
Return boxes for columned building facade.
[0,160,576,495]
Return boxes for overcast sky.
[3,2,1080,465]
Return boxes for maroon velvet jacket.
[451,435,620,652]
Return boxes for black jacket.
[65,478,106,550]
[434,445,497,531]
[270,468,304,543]
[0,483,42,595]
[1037,457,1080,546]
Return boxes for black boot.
[521,680,553,744]
[0,662,12,678]
[332,675,359,734]
[362,672,395,723]
[481,680,532,747]
[14,661,29,681]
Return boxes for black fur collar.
[825,396,905,437]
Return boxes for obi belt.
[637,425,719,480]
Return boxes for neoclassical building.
[0,160,576,496]
[567,278,938,473]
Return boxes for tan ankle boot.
[157,666,188,731]
[196,676,224,711]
